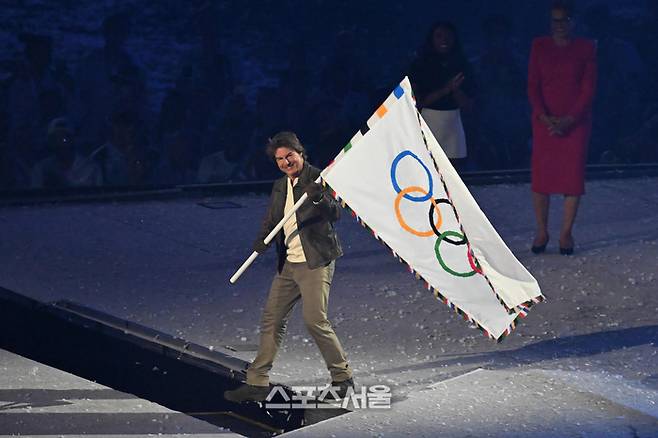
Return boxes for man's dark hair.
[266,131,307,161]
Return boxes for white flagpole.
[229,175,325,284]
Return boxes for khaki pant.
[246,260,351,386]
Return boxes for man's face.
[274,146,304,179]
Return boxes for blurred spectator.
[634,0,658,108]
[6,33,71,184]
[31,118,102,188]
[304,98,351,169]
[0,144,10,190]
[584,4,645,163]
[277,41,314,139]
[246,87,289,180]
[155,129,202,185]
[93,110,157,186]
[198,88,252,183]
[618,103,658,163]
[174,1,233,157]
[74,11,148,152]
[472,14,530,169]
[0,100,11,189]
[409,21,475,168]
[155,87,189,153]
[318,30,372,131]
[0,142,10,191]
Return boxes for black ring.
[428,199,467,245]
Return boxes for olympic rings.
[394,186,442,237]
[390,151,433,202]
[434,231,480,277]
[390,149,482,279]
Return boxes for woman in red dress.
[528,0,597,255]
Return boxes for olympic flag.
[321,77,543,341]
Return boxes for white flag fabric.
[321,77,543,341]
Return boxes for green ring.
[434,231,477,277]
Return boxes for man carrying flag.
[225,131,354,403]
[227,77,542,404]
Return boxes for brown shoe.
[224,384,270,403]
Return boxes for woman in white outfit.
[409,21,475,167]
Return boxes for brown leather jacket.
[254,163,343,272]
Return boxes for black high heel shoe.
[559,246,574,255]
[559,236,574,255]
[531,237,549,254]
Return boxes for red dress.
[528,36,597,195]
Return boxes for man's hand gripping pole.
[229,175,324,284]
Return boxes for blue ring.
[390,150,433,202]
